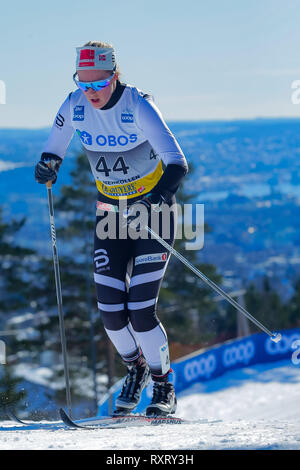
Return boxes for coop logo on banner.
[222,340,255,367]
[265,333,300,356]
[291,340,300,365]
[184,354,217,381]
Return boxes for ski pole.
[146,225,282,343]
[46,180,72,416]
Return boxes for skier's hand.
[122,192,165,230]
[35,153,62,185]
[140,192,166,212]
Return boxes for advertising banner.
[98,328,300,416]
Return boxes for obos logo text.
[76,130,137,147]
[96,134,137,146]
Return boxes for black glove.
[151,164,188,201]
[122,192,165,230]
[35,153,62,184]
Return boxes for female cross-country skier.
[35,41,188,416]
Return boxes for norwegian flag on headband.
[78,49,95,67]
[76,46,116,71]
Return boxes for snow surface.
[1,360,300,450]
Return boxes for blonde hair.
[83,41,121,77]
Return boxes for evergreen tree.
[0,365,26,418]
[285,277,300,328]
[0,208,36,412]
[158,164,223,355]
[0,207,35,315]
[244,277,287,333]
[214,297,242,342]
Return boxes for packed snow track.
[0,360,299,450]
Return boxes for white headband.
[76,46,116,71]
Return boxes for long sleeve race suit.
[42,81,188,379]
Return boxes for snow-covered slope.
[0,360,299,450]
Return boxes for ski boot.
[114,355,151,415]
[146,381,177,417]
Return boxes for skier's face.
[77,69,117,109]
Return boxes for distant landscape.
[1,118,300,301]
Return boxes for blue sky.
[1,0,300,127]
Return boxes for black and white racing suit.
[42,81,188,380]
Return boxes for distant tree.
[214,297,242,343]
[0,208,38,414]
[244,277,288,332]
[286,278,300,328]
[0,207,35,314]
[0,363,26,418]
[158,163,223,353]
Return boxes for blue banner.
[97,327,300,416]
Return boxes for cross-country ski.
[58,407,219,430]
